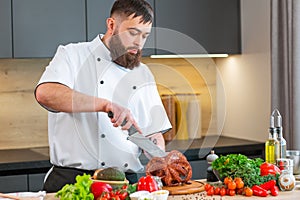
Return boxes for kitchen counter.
[43,187,300,200]
[0,136,264,176]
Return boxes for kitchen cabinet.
[0,0,12,58]
[28,173,46,192]
[0,175,27,193]
[12,0,86,58]
[86,0,155,56]
[154,0,241,54]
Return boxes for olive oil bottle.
[265,129,280,164]
[265,110,280,164]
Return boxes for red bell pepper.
[259,179,277,190]
[260,162,281,176]
[270,185,279,196]
[90,182,113,199]
[252,185,268,197]
[137,175,159,192]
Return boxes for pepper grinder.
[206,150,219,182]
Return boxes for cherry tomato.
[228,189,236,196]
[214,187,221,195]
[235,180,244,189]
[121,184,128,190]
[207,187,214,196]
[205,183,212,191]
[220,187,226,196]
[224,177,233,185]
[227,181,237,190]
[102,192,111,199]
[234,177,242,182]
[244,187,253,197]
[236,188,244,195]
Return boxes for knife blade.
[108,111,168,157]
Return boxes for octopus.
[145,150,192,186]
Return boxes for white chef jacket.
[37,35,171,172]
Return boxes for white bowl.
[129,191,151,200]
[151,190,169,200]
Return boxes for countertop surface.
[44,187,300,200]
[0,136,264,175]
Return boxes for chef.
[34,0,171,192]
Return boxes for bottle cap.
[271,109,282,128]
[206,150,219,165]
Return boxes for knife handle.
[107,111,138,135]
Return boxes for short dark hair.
[110,0,153,24]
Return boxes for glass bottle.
[272,109,286,158]
[265,128,280,164]
[278,159,295,191]
[276,127,287,158]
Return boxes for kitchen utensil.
[286,150,300,174]
[108,112,168,157]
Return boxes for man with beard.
[34,0,171,192]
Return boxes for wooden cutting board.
[162,180,205,195]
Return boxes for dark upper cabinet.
[87,0,155,57]
[154,0,241,54]
[13,0,86,58]
[0,0,12,58]
[86,0,115,41]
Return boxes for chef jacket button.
[97,57,101,62]
[126,137,129,140]
[124,163,128,168]
[101,162,105,166]
[100,80,104,84]
[133,86,137,90]
[101,134,105,138]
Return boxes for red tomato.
[214,187,221,195]
[118,191,128,200]
[228,189,236,196]
[220,187,226,196]
[207,187,214,196]
[205,183,212,191]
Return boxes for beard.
[109,33,142,70]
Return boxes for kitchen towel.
[187,98,202,139]
[0,191,46,200]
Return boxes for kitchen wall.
[0,0,270,149]
[216,0,271,142]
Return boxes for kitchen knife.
[108,111,168,157]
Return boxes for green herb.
[56,173,94,200]
[126,183,137,194]
[212,154,276,187]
